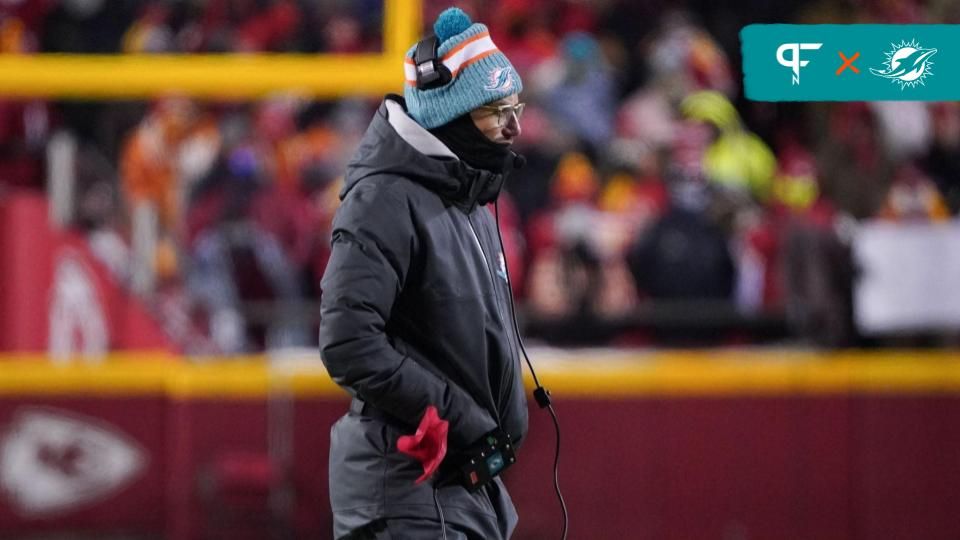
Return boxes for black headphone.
[413,35,452,90]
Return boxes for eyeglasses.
[477,102,525,127]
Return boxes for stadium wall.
[0,353,958,539]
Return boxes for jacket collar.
[385,99,456,159]
[383,96,506,213]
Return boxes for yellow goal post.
[0,0,421,100]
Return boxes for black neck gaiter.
[429,113,512,173]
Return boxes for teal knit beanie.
[403,7,523,129]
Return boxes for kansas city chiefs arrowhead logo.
[0,408,148,516]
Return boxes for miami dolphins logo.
[870,39,937,89]
[484,67,515,92]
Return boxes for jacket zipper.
[466,212,518,417]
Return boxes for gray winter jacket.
[319,95,528,539]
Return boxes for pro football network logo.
[870,39,937,89]
[484,67,515,92]
[776,42,823,85]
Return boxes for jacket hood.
[343,95,507,211]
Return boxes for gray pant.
[339,517,485,539]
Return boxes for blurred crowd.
[1,0,384,54]
[1,0,960,352]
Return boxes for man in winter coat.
[319,7,530,539]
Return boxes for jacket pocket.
[328,413,391,512]
[329,411,425,509]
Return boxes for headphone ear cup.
[416,59,452,90]
[413,34,454,90]
[435,63,452,87]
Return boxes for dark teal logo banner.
[741,24,957,101]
